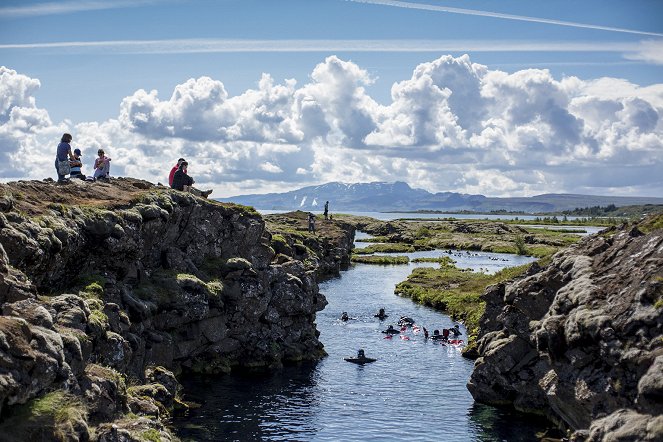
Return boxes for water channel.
[173,236,550,441]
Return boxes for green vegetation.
[353,243,415,254]
[514,234,528,255]
[0,390,88,441]
[139,429,162,442]
[640,214,663,233]
[411,256,455,266]
[562,203,663,218]
[351,255,410,264]
[395,261,534,352]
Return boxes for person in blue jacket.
[55,133,74,183]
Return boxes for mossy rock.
[0,390,89,441]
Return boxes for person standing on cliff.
[55,133,75,183]
[324,201,329,220]
[308,212,316,234]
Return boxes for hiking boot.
[202,189,213,198]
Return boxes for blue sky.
[1,0,662,197]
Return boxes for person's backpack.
[57,160,71,175]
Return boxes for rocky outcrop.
[264,211,354,279]
[468,219,663,440]
[0,179,353,440]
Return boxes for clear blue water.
[173,244,549,441]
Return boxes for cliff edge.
[0,178,352,441]
[468,216,663,441]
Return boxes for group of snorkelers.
[339,308,463,342]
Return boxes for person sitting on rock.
[382,325,400,335]
[374,308,388,320]
[450,324,462,338]
[169,158,185,187]
[69,148,86,180]
[171,161,213,198]
[93,148,111,181]
[171,160,194,192]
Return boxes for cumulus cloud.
[1,54,662,197]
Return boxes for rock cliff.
[468,217,663,440]
[0,178,353,441]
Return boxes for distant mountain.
[217,182,663,213]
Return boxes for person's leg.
[190,187,203,197]
[55,159,65,181]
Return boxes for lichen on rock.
[468,216,663,440]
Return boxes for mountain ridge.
[219,181,663,213]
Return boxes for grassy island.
[336,214,578,353]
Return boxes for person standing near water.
[324,201,329,220]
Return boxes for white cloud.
[624,40,663,65]
[1,54,662,197]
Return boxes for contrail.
[346,0,663,37]
[0,0,162,17]
[0,39,642,53]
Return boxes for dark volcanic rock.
[468,218,663,440]
[0,178,354,440]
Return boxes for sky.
[1,0,662,198]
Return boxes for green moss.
[89,309,109,329]
[139,429,162,442]
[0,390,88,441]
[86,364,127,392]
[641,214,663,233]
[353,243,415,254]
[351,255,410,264]
[411,256,455,267]
[395,261,534,349]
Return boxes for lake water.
[172,241,550,441]
[258,209,585,222]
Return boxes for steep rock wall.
[0,179,352,440]
[468,220,663,441]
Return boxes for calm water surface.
[173,239,549,441]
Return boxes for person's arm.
[68,147,74,160]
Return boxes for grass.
[0,390,88,441]
[353,243,415,255]
[411,256,455,266]
[640,214,663,233]
[351,255,409,265]
[395,261,534,353]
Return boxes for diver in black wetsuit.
[398,316,415,327]
[374,308,388,320]
[382,325,400,335]
[341,312,349,321]
[450,324,462,338]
